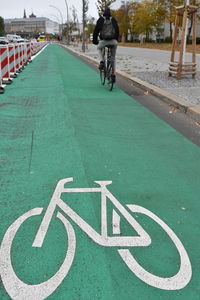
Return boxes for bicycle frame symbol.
[0,178,192,300]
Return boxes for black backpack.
[101,17,116,40]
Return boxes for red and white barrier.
[27,43,31,62]
[0,45,12,84]
[19,44,24,69]
[31,42,47,56]
[8,44,17,77]
[0,41,48,93]
[31,42,34,56]
[14,44,20,72]
[23,43,28,65]
[0,54,4,93]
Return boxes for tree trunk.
[170,22,173,41]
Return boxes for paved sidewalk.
[67,43,200,106]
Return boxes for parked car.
[37,35,46,42]
[6,34,24,43]
[0,37,9,44]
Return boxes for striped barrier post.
[34,42,37,55]
[36,42,40,53]
[8,44,17,78]
[31,42,36,56]
[27,43,32,62]
[0,45,12,84]
[18,44,22,69]
[19,44,24,69]
[31,42,34,56]
[22,43,25,68]
[14,44,21,73]
[22,43,25,66]
[0,53,4,93]
[23,43,28,65]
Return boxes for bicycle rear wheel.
[0,208,76,299]
[107,65,114,91]
[100,68,106,85]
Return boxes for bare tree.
[72,5,79,25]
[96,0,116,16]
[82,0,89,52]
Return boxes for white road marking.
[112,209,121,235]
[0,208,76,300]
[31,44,49,61]
[118,205,192,290]
[0,177,192,299]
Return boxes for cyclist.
[93,7,119,81]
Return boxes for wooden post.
[177,7,188,79]
[192,12,196,79]
[169,3,198,80]
[169,14,180,77]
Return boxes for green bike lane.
[0,44,200,299]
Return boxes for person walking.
[93,7,119,79]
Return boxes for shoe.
[99,61,104,70]
[111,73,116,83]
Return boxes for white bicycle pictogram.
[0,178,192,300]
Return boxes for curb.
[62,45,200,122]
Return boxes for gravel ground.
[68,43,200,105]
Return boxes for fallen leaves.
[169,106,179,113]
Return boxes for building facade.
[4,16,59,36]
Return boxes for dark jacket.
[93,16,119,45]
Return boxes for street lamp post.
[64,0,70,45]
[49,5,64,40]
[82,0,88,53]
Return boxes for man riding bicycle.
[93,7,119,82]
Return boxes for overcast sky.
[1,0,122,23]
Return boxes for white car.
[13,37,25,43]
[0,37,9,44]
[6,34,24,43]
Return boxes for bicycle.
[0,178,192,299]
[100,45,116,91]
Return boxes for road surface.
[0,44,200,300]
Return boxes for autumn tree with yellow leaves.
[131,1,166,40]
[112,0,168,42]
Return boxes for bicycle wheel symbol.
[0,208,76,300]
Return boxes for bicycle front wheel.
[117,204,192,290]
